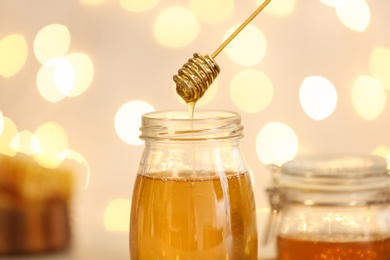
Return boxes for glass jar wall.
[130,110,257,259]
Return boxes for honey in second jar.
[130,172,257,259]
[277,236,390,260]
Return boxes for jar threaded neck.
[140,110,243,141]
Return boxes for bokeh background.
[1,0,390,259]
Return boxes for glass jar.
[268,154,390,260]
[130,110,257,259]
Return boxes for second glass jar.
[270,154,390,260]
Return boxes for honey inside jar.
[277,236,390,260]
[130,172,257,259]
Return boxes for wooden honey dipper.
[174,0,272,103]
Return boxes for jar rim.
[279,154,389,192]
[139,110,243,141]
[282,154,387,178]
[142,110,240,121]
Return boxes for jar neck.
[266,155,390,208]
[280,187,390,207]
[139,110,243,142]
[139,138,247,178]
[138,110,247,178]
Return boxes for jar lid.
[279,154,389,192]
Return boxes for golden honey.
[130,172,257,259]
[277,236,390,260]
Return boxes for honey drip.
[187,101,195,120]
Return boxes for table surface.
[2,229,276,260]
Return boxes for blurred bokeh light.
[9,130,41,155]
[104,199,131,232]
[335,0,370,32]
[66,52,94,97]
[372,145,390,170]
[299,76,337,120]
[352,75,386,121]
[230,69,273,113]
[257,0,296,17]
[37,58,74,102]
[120,0,159,12]
[223,24,266,66]
[80,0,106,5]
[57,149,91,189]
[320,0,345,7]
[33,121,69,168]
[34,24,71,64]
[154,6,199,48]
[0,111,3,135]
[0,117,18,157]
[189,0,234,24]
[0,34,28,78]
[256,122,299,166]
[115,100,155,146]
[369,47,390,90]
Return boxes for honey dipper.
[174,0,272,103]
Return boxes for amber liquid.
[130,172,257,259]
[187,101,195,119]
[277,236,390,260]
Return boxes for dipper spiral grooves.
[173,0,271,104]
[173,53,220,103]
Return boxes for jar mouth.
[279,154,389,192]
[139,110,243,140]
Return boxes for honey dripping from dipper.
[173,0,272,118]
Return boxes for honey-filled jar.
[268,154,390,260]
[130,110,257,259]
